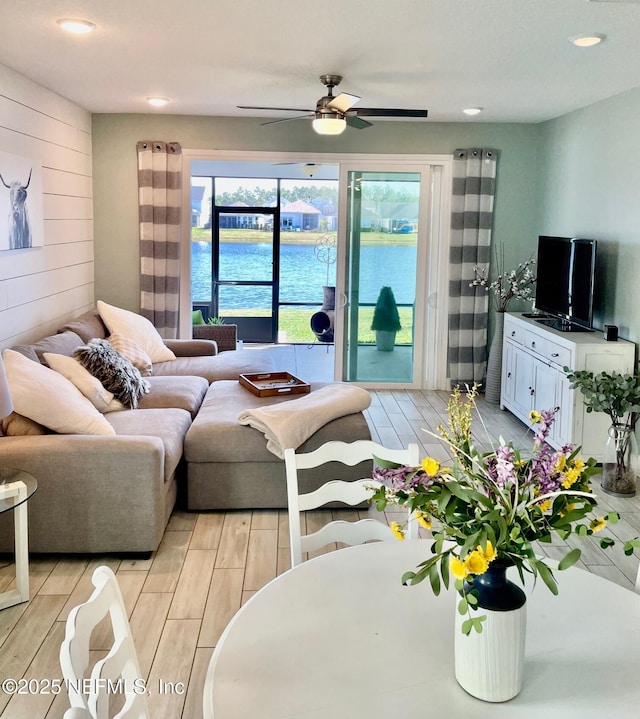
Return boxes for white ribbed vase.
[454,560,527,702]
[455,603,526,702]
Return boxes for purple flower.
[372,465,428,491]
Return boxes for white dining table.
[203,539,640,718]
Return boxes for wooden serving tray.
[239,372,310,397]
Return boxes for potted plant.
[564,366,640,496]
[371,286,401,351]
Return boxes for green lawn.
[223,306,414,344]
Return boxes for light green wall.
[536,87,640,342]
[92,114,540,312]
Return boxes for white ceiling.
[2,0,640,123]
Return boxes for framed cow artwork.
[0,151,44,251]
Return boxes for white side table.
[0,468,37,610]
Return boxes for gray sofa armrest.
[164,338,218,356]
[0,434,167,553]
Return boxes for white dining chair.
[284,439,420,567]
[635,560,640,593]
[60,565,150,719]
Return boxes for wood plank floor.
[1,388,639,718]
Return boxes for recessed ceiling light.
[463,108,483,116]
[146,97,171,108]
[569,33,605,47]
[56,18,96,34]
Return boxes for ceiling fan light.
[312,117,346,135]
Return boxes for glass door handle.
[336,292,348,308]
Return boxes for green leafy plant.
[207,316,226,325]
[371,385,640,634]
[564,366,640,431]
[370,286,401,332]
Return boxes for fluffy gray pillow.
[74,339,150,409]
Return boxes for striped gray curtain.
[137,141,182,338]
[447,148,498,386]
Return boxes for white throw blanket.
[237,384,371,458]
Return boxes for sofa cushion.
[58,309,108,343]
[2,349,116,436]
[97,300,176,363]
[152,348,277,383]
[108,333,153,376]
[0,412,50,436]
[12,331,84,365]
[43,352,124,413]
[140,376,208,418]
[185,380,369,464]
[74,339,150,409]
[105,408,192,482]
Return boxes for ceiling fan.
[238,74,428,135]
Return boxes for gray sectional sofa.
[0,309,372,555]
[0,309,278,554]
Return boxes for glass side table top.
[0,468,38,514]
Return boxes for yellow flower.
[572,458,585,471]
[465,550,489,576]
[529,410,542,424]
[562,467,581,488]
[537,499,552,512]
[479,539,497,563]
[450,555,469,580]
[390,521,406,541]
[421,457,440,477]
[590,517,607,533]
[554,455,567,473]
[415,511,432,530]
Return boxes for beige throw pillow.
[97,300,176,363]
[2,349,116,436]
[43,352,124,413]
[108,333,153,376]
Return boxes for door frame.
[336,159,452,390]
[213,205,279,343]
[180,149,452,388]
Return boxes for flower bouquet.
[371,385,639,635]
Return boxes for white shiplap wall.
[0,63,93,349]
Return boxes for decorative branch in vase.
[469,247,536,403]
[470,248,536,313]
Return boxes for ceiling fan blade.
[238,105,313,113]
[261,114,313,126]
[351,108,428,118]
[346,115,373,129]
[327,92,360,113]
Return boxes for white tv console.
[500,313,636,460]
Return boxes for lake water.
[192,241,417,308]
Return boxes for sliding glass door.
[336,162,448,388]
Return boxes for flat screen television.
[534,236,597,331]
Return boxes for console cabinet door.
[511,346,535,418]
[531,360,558,440]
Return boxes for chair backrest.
[284,440,420,567]
[635,561,640,593]
[60,566,149,719]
